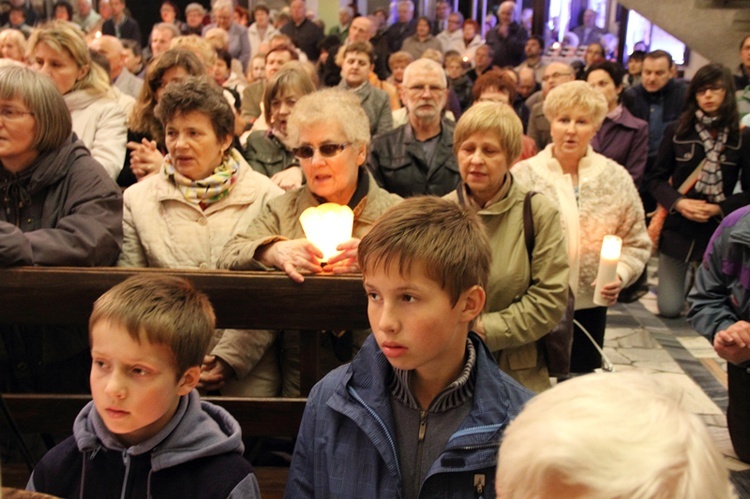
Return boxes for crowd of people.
[0,0,749,497]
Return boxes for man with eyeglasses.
[436,11,463,53]
[367,59,459,198]
[527,62,575,151]
[624,50,687,212]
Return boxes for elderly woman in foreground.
[0,65,122,393]
[117,77,283,396]
[218,88,402,396]
[512,81,650,374]
[445,102,569,392]
[496,372,736,498]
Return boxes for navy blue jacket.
[285,333,533,498]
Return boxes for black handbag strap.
[522,191,538,263]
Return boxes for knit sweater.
[512,145,651,309]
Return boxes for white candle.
[593,235,622,307]
[299,203,354,263]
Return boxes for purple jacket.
[591,106,648,187]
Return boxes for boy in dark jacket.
[285,197,533,498]
[27,274,260,498]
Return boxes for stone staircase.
[618,0,750,68]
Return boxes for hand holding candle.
[593,235,622,307]
[299,203,355,263]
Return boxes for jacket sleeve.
[226,473,261,499]
[284,390,319,498]
[483,194,570,352]
[720,128,750,215]
[374,94,393,137]
[216,200,287,269]
[626,122,649,188]
[117,188,148,267]
[237,26,251,72]
[211,328,277,379]
[0,161,122,267]
[366,139,387,188]
[89,100,128,181]
[616,173,651,287]
[647,124,682,210]
[687,230,737,342]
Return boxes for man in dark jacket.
[485,1,527,68]
[384,0,416,54]
[367,59,459,197]
[625,50,687,211]
[101,0,141,46]
[281,0,323,62]
[689,205,750,464]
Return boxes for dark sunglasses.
[293,143,350,159]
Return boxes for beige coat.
[446,178,569,392]
[217,172,401,396]
[118,153,284,396]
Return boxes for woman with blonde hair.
[512,80,650,374]
[29,21,127,180]
[447,102,569,391]
[0,29,26,63]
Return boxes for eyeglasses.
[696,83,725,95]
[0,108,33,121]
[406,84,446,95]
[293,143,350,159]
[542,72,573,82]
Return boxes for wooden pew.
[0,267,369,492]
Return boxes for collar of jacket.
[325,333,520,479]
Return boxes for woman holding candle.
[446,102,569,391]
[648,63,750,318]
[512,80,650,374]
[218,88,401,396]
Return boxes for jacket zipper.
[347,386,402,479]
[120,451,131,499]
[413,409,427,499]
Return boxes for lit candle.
[593,235,622,307]
[299,203,354,263]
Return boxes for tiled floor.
[604,260,750,495]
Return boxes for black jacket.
[648,122,750,261]
[367,120,460,197]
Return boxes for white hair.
[402,58,447,88]
[496,372,736,499]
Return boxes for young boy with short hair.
[28,274,260,498]
[285,197,533,498]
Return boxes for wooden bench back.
[0,267,369,440]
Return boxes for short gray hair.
[543,80,607,128]
[286,88,370,148]
[0,65,71,152]
[151,22,179,39]
[497,372,735,499]
[185,2,205,15]
[403,58,447,88]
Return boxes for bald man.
[89,34,143,98]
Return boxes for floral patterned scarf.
[163,148,241,208]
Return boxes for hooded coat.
[28,390,260,498]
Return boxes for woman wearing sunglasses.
[218,88,401,396]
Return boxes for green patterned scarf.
[163,148,241,208]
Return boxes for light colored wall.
[618,0,746,69]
